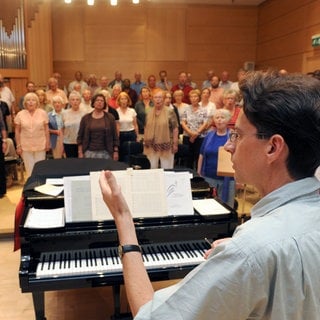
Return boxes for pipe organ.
[0,0,26,69]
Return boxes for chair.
[119,141,143,164]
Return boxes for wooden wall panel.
[258,0,312,25]
[188,26,256,45]
[146,7,186,61]
[52,5,84,61]
[51,2,258,86]
[186,6,257,27]
[256,0,320,72]
[185,5,257,84]
[257,8,306,42]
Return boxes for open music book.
[64,169,194,222]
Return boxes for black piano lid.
[23,158,129,192]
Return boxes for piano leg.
[32,291,46,320]
[111,285,132,320]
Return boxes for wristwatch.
[118,244,141,259]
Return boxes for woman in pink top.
[14,92,50,178]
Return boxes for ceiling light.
[132,0,140,3]
[64,0,72,3]
[87,0,94,5]
[110,0,118,5]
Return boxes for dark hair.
[240,70,320,180]
[91,93,107,109]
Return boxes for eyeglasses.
[229,131,269,143]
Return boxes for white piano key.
[36,241,208,279]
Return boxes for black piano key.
[63,252,67,269]
[48,253,53,270]
[85,251,89,267]
[172,244,184,259]
[181,243,192,258]
[169,244,180,259]
[194,242,206,254]
[150,246,160,261]
[102,249,108,265]
[159,244,170,260]
[110,248,116,265]
[52,253,57,270]
[79,251,82,268]
[93,251,97,267]
[164,245,174,260]
[145,246,155,261]
[188,243,201,257]
[89,251,93,267]
[99,249,105,266]
[114,248,120,265]
[184,243,196,258]
[40,254,45,271]
[141,247,149,262]
[74,252,78,268]
[59,253,63,269]
[68,252,71,269]
[156,245,166,260]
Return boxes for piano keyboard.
[36,240,209,279]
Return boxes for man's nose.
[224,139,235,154]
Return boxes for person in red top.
[222,89,241,129]
[108,84,122,109]
[171,71,193,104]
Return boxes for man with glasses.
[99,70,320,319]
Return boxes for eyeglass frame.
[229,131,270,143]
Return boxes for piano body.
[18,159,238,320]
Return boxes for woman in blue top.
[197,108,235,207]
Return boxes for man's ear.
[265,134,288,163]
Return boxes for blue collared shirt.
[131,81,147,96]
[136,177,320,319]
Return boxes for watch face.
[118,245,123,258]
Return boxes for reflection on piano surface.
[18,159,238,320]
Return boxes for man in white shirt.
[99,71,320,320]
[0,74,16,133]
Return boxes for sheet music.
[46,178,64,185]
[24,207,65,229]
[193,198,230,216]
[63,169,195,222]
[64,175,92,222]
[90,169,168,220]
[129,169,168,217]
[90,170,129,221]
[165,171,194,215]
[34,184,64,197]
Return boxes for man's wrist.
[118,244,141,259]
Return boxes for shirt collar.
[251,177,320,218]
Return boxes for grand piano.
[18,159,238,320]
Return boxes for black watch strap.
[118,244,141,259]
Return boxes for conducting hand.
[99,170,132,221]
